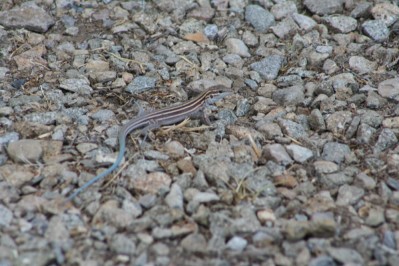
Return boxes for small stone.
[364,206,385,227]
[322,142,351,164]
[256,122,283,139]
[110,234,136,255]
[378,78,399,101]
[76,143,98,154]
[304,0,344,15]
[261,144,293,166]
[278,119,308,139]
[291,13,317,31]
[245,5,275,33]
[313,161,339,174]
[59,78,93,95]
[203,24,218,40]
[371,2,399,26]
[226,236,247,252]
[309,256,336,266]
[326,111,353,135]
[93,200,135,229]
[0,204,12,227]
[308,109,326,131]
[44,216,69,243]
[242,31,258,47]
[356,172,376,190]
[373,128,398,154]
[383,117,399,128]
[324,15,357,33]
[272,85,304,106]
[235,98,251,117]
[323,59,339,74]
[0,107,12,116]
[286,144,314,163]
[91,109,115,122]
[0,2,55,33]
[181,233,207,252]
[224,38,250,58]
[129,170,171,195]
[362,20,389,42]
[0,165,36,188]
[192,191,220,203]
[356,123,376,144]
[271,17,299,39]
[164,141,185,158]
[122,199,143,218]
[328,247,364,264]
[250,55,285,80]
[336,184,364,206]
[351,2,372,18]
[7,139,43,163]
[187,7,215,22]
[165,183,183,210]
[125,76,157,94]
[271,1,297,20]
[349,56,377,74]
[0,67,9,79]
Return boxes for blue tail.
[65,136,126,202]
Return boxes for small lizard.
[66,85,232,202]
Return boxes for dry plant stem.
[108,52,145,72]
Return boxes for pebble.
[224,38,250,58]
[0,204,12,227]
[304,0,344,15]
[130,172,171,195]
[203,24,218,40]
[278,119,308,139]
[271,1,297,20]
[327,247,364,264]
[378,78,399,101]
[271,17,299,39]
[59,78,93,95]
[349,56,377,74]
[313,161,339,174]
[0,132,19,146]
[91,109,115,122]
[7,139,43,163]
[0,2,55,33]
[251,56,284,81]
[336,184,365,206]
[125,76,157,94]
[292,13,317,31]
[164,183,183,210]
[362,20,390,42]
[356,172,376,190]
[226,236,247,252]
[272,85,304,106]
[261,144,293,166]
[286,144,313,163]
[245,5,275,33]
[373,128,398,154]
[181,233,207,252]
[93,200,136,229]
[371,2,399,26]
[321,142,351,164]
[110,234,136,256]
[324,15,357,33]
[364,206,385,227]
[164,141,185,158]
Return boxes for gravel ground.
[1,0,399,265]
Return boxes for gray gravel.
[1,0,399,265]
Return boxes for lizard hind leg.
[139,120,160,145]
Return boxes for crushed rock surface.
[1,0,399,265]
